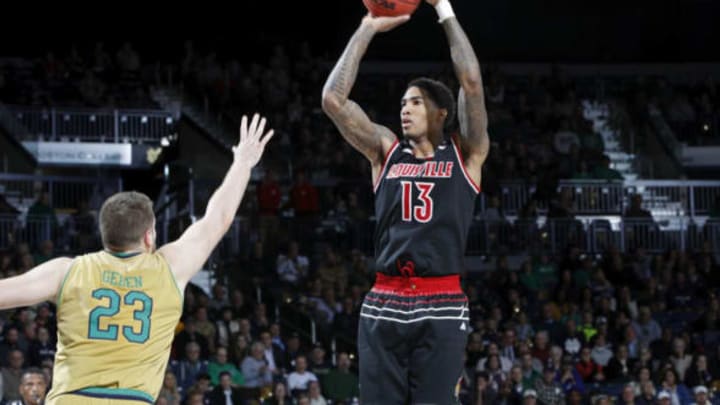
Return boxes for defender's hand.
[233,113,274,168]
[361,13,410,33]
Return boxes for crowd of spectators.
[0,41,155,108]
[1,42,720,405]
[2,216,720,405]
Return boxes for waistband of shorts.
[372,273,462,295]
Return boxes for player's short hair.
[99,191,155,250]
[408,77,456,131]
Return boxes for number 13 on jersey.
[401,181,435,223]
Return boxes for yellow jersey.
[46,250,182,404]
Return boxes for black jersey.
[372,136,481,277]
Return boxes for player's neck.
[408,137,440,159]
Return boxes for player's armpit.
[0,257,73,310]
[158,215,228,290]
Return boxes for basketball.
[363,0,421,17]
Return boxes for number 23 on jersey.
[88,288,153,344]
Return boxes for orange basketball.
[363,0,421,17]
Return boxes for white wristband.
[434,0,455,23]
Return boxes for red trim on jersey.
[373,139,400,193]
[450,136,482,194]
[372,273,462,296]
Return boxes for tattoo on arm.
[442,17,489,160]
[324,24,376,105]
[322,24,395,163]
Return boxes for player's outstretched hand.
[232,113,274,168]
[361,13,411,33]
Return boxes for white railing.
[0,173,123,211]
[4,105,175,143]
[498,180,720,218]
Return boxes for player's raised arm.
[0,257,73,310]
[321,14,408,169]
[158,114,274,288]
[429,0,489,182]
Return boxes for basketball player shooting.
[0,114,274,405]
[322,0,489,403]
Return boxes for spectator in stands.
[276,241,309,286]
[308,344,331,382]
[523,389,538,405]
[184,390,205,405]
[172,319,209,360]
[473,371,498,405]
[158,371,182,405]
[624,194,652,219]
[287,355,318,397]
[605,344,635,384]
[532,331,552,366]
[28,326,55,367]
[590,333,613,367]
[283,333,304,370]
[229,289,252,319]
[237,318,254,345]
[257,169,282,244]
[208,283,229,318]
[499,328,518,364]
[262,381,291,405]
[666,273,696,310]
[618,383,638,405]
[576,346,604,383]
[316,247,347,291]
[230,334,250,366]
[691,386,710,405]
[593,155,624,181]
[478,342,513,374]
[684,354,713,388]
[215,307,240,349]
[485,354,508,391]
[259,330,284,377]
[207,346,243,387]
[206,371,242,405]
[636,381,657,405]
[193,306,216,355]
[508,365,526,399]
[560,319,584,358]
[171,342,209,392]
[659,368,691,405]
[322,352,359,403]
[520,353,542,387]
[251,303,271,336]
[0,327,22,368]
[669,338,694,381]
[307,380,327,405]
[241,342,272,390]
[557,355,585,395]
[289,169,319,218]
[1,349,25,402]
[651,328,676,362]
[632,306,662,349]
[5,368,46,405]
[26,192,58,240]
[535,367,565,405]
